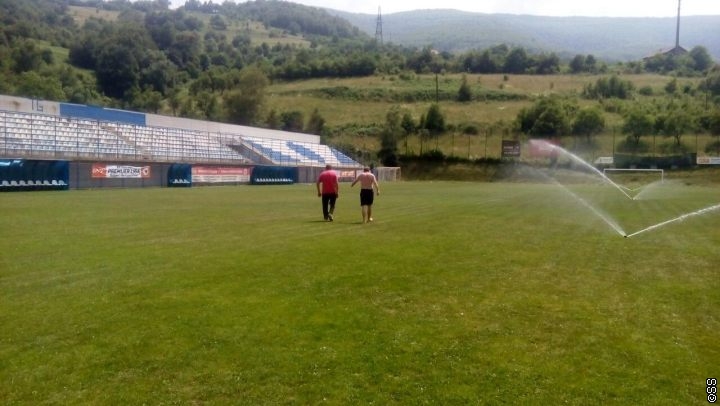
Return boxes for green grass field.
[2,178,719,404]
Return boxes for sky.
[170,0,720,17]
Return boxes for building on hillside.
[645,0,688,59]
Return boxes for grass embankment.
[2,181,719,403]
[267,73,714,161]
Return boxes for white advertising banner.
[697,157,720,165]
[92,164,151,178]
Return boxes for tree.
[11,39,45,73]
[95,43,141,99]
[704,110,720,154]
[703,66,720,97]
[140,51,176,96]
[280,111,304,132]
[130,87,163,113]
[656,109,692,147]
[305,108,325,135]
[167,89,181,116]
[622,108,654,146]
[15,71,64,100]
[461,50,498,74]
[664,77,678,95]
[457,74,472,102]
[533,53,560,75]
[168,31,201,73]
[401,112,416,135]
[400,112,415,155]
[689,46,713,72]
[209,15,227,30]
[503,47,528,74]
[569,55,586,74]
[378,106,402,166]
[709,111,720,136]
[92,23,159,99]
[516,96,574,138]
[223,66,269,125]
[422,103,446,136]
[265,109,281,129]
[583,75,634,99]
[585,54,597,73]
[195,91,219,120]
[572,107,605,141]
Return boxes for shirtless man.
[350,167,380,223]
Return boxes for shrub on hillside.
[616,136,651,154]
[582,75,635,99]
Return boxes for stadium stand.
[1,106,361,169]
[233,136,358,167]
[1,94,362,191]
[0,110,256,164]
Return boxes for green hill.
[332,9,720,61]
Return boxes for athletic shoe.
[328,213,334,221]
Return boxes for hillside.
[332,9,720,61]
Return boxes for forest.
[1,0,720,166]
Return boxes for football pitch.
[1,180,719,404]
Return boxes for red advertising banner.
[92,164,151,178]
[192,166,252,183]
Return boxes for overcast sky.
[171,0,720,17]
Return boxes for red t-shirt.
[318,170,338,194]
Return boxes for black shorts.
[360,189,374,206]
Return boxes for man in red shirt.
[316,164,339,221]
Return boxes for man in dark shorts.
[316,164,339,221]
[351,167,379,223]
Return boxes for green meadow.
[1,178,719,404]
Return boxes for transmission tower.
[675,0,681,49]
[375,6,383,45]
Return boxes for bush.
[616,136,651,154]
[705,140,720,154]
[583,75,635,99]
[638,86,654,96]
[658,141,691,154]
[599,98,626,114]
[420,149,446,162]
[398,71,416,81]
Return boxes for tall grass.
[267,73,712,160]
[2,181,719,404]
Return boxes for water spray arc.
[535,140,634,200]
[529,139,719,238]
[553,179,628,237]
[535,169,627,237]
[625,203,720,238]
